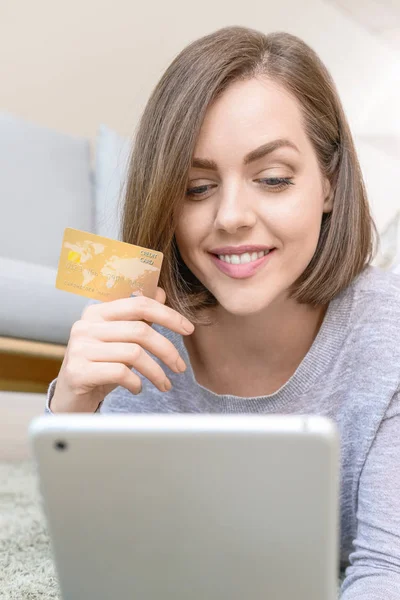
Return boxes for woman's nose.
[213,187,257,233]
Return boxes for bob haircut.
[121,25,378,326]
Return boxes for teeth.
[218,249,271,264]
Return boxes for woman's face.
[174,77,333,316]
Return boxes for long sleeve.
[45,378,103,414]
[45,377,58,413]
[340,390,400,598]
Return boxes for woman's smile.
[209,248,277,279]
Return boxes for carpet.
[0,461,60,599]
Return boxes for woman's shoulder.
[343,264,400,363]
[350,264,400,299]
[339,265,400,326]
[325,266,400,406]
[345,265,400,320]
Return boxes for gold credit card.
[56,227,164,302]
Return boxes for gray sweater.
[46,264,400,599]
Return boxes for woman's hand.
[50,287,194,413]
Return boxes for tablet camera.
[54,440,68,451]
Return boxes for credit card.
[55,227,163,302]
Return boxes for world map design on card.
[56,228,163,302]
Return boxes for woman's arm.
[340,389,400,598]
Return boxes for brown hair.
[121,26,379,326]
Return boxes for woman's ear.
[322,177,334,213]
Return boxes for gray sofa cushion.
[0,112,94,269]
[0,257,88,344]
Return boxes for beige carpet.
[0,461,61,599]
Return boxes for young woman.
[47,26,400,596]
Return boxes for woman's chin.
[214,294,274,317]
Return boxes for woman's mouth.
[209,249,276,279]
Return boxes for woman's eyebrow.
[191,138,300,171]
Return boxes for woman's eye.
[185,177,294,199]
[185,184,216,199]
[258,177,295,191]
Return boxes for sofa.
[0,113,131,346]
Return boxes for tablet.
[29,413,340,600]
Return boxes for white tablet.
[29,413,340,600]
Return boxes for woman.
[47,26,400,596]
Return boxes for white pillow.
[94,124,131,241]
[373,211,400,270]
[355,136,399,234]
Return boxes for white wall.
[1,0,399,230]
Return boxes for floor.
[0,337,64,461]
[0,391,47,462]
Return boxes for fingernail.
[164,378,172,391]
[176,357,187,372]
[182,320,194,334]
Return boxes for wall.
[1,0,399,230]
